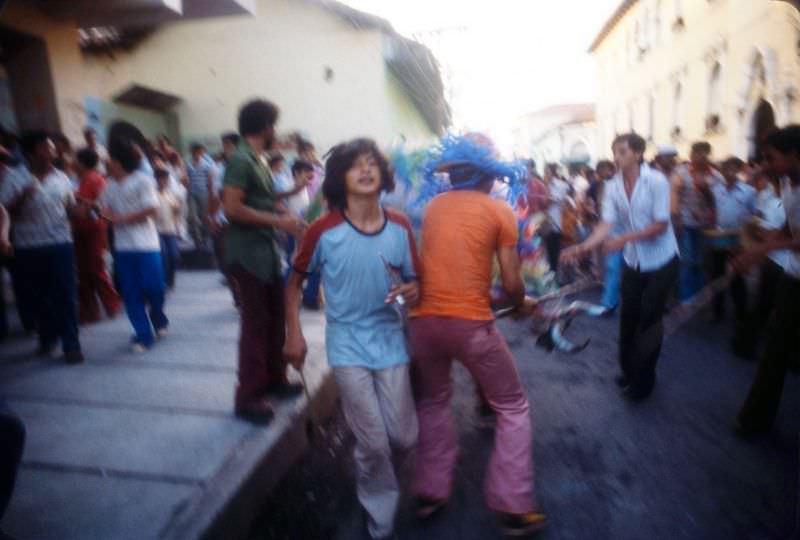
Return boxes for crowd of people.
[1,92,799,539]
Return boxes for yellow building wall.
[384,69,437,148]
[593,0,800,160]
[80,0,434,153]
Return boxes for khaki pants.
[333,364,418,539]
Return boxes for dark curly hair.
[322,138,394,211]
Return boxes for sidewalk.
[0,271,334,540]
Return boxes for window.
[673,0,685,29]
[640,9,651,52]
[628,104,635,132]
[706,62,722,132]
[672,81,683,138]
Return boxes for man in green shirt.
[222,99,306,424]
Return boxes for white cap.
[656,145,678,157]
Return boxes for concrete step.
[0,271,335,540]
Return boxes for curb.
[159,368,338,540]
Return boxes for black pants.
[619,257,680,398]
[710,249,747,321]
[544,231,561,275]
[733,258,784,357]
[0,403,25,521]
[0,260,8,342]
[738,274,800,433]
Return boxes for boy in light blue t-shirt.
[284,138,419,540]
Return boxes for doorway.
[749,99,776,162]
[0,25,60,133]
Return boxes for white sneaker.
[156,328,168,339]
[131,343,148,354]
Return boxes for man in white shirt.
[543,163,571,278]
[708,157,757,322]
[562,133,680,401]
[0,132,84,363]
[733,125,800,437]
[99,135,168,352]
[671,141,722,303]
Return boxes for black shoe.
[733,418,770,440]
[264,382,304,399]
[235,400,275,425]
[621,383,653,402]
[64,350,85,365]
[36,341,58,358]
[415,496,447,519]
[601,305,617,318]
[730,339,755,360]
[614,375,630,388]
[499,511,547,536]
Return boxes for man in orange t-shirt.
[410,155,545,536]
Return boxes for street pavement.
[0,271,330,540]
[252,290,800,540]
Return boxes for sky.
[341,0,621,149]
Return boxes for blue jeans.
[159,234,180,289]
[14,243,80,353]
[601,250,624,309]
[115,251,168,347]
[678,226,706,302]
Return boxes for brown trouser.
[228,265,287,408]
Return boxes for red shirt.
[73,170,107,235]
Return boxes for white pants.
[333,364,418,539]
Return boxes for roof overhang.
[35,0,255,28]
[773,0,800,9]
[113,84,182,111]
[384,35,451,136]
[588,0,637,53]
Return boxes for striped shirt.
[185,155,216,197]
[675,164,722,228]
[602,164,679,272]
[0,166,75,248]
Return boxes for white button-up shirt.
[755,185,789,269]
[711,180,757,230]
[780,176,800,279]
[602,164,679,272]
[0,166,75,248]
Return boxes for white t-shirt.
[780,176,800,279]
[546,178,571,230]
[100,171,161,252]
[274,171,311,217]
[571,175,590,197]
[0,166,74,248]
